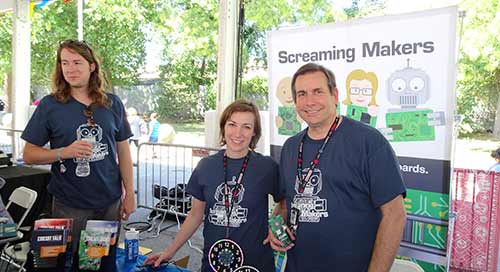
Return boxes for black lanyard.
[296,116,340,193]
[223,151,250,237]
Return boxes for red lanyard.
[223,152,250,237]
[296,116,340,193]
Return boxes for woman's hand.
[143,249,174,267]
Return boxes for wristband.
[57,148,66,173]
[56,148,63,162]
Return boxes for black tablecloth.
[0,166,52,228]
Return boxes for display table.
[0,166,52,227]
[116,248,191,272]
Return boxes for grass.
[458,132,499,153]
[171,121,205,134]
[459,131,499,141]
[455,132,499,170]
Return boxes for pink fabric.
[450,169,500,272]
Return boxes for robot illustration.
[292,168,328,223]
[209,177,248,227]
[275,77,302,136]
[382,59,445,142]
[343,69,379,127]
[74,123,109,177]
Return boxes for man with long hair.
[21,39,135,271]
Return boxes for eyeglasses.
[349,87,373,96]
[59,39,94,54]
[83,105,96,127]
[60,39,90,47]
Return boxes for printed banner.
[268,6,458,269]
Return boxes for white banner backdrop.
[268,6,458,268]
[268,6,457,161]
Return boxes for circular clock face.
[234,265,260,272]
[208,239,244,272]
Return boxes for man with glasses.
[267,63,406,271]
[21,39,135,271]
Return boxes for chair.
[390,259,425,272]
[0,186,38,271]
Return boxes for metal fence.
[450,169,500,272]
[135,142,219,217]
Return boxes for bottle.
[125,228,139,262]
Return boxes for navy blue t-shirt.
[21,94,132,209]
[187,150,282,272]
[280,117,406,272]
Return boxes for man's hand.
[263,227,295,252]
[120,192,136,220]
[61,140,93,159]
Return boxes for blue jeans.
[148,136,158,143]
[52,198,121,272]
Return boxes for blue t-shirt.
[279,117,406,272]
[149,119,160,142]
[21,94,132,209]
[187,150,282,272]
[489,163,500,172]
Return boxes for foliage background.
[455,0,500,136]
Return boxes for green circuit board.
[277,106,301,136]
[405,189,449,220]
[402,189,448,271]
[386,109,435,142]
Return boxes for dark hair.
[291,62,337,102]
[51,39,109,107]
[491,148,500,160]
[219,99,261,150]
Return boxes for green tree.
[157,50,217,120]
[457,0,500,136]
[30,0,148,93]
[0,0,151,100]
[241,76,268,110]
[154,0,219,120]
[0,13,12,91]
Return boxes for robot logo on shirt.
[74,123,109,177]
[209,176,248,227]
[292,167,328,223]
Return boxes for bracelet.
[57,148,66,174]
[56,148,63,162]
